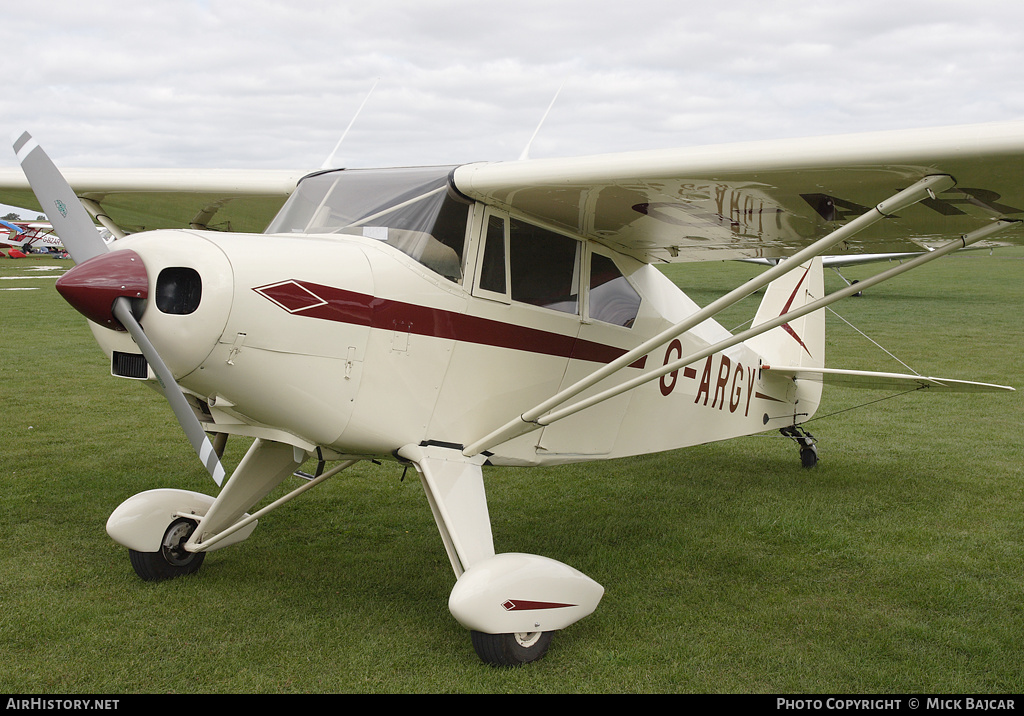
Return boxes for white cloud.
[3,0,1024,188]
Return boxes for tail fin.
[746,257,825,425]
[746,256,825,370]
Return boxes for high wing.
[2,121,1024,258]
[451,120,1024,263]
[0,166,304,234]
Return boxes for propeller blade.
[112,297,227,486]
[12,131,109,264]
[13,134,226,488]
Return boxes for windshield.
[266,167,470,282]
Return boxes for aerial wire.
[519,82,565,161]
[321,79,379,169]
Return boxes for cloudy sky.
[3,0,1024,214]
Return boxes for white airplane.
[1,217,114,255]
[3,122,1021,666]
[1,218,59,255]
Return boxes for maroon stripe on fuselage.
[254,280,647,368]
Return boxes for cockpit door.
[536,247,643,457]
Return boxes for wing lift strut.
[464,174,1018,458]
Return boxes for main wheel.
[471,630,554,666]
[128,517,205,582]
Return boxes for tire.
[128,517,205,582]
[471,630,554,667]
[800,446,819,469]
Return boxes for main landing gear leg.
[780,425,818,468]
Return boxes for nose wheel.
[780,425,818,468]
[127,517,205,582]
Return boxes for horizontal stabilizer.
[762,365,1015,393]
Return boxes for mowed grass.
[0,250,1021,694]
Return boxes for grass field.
[0,250,1021,694]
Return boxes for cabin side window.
[478,214,508,294]
[476,212,631,325]
[508,218,580,315]
[588,252,641,328]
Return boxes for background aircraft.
[1,217,114,257]
[1,218,62,253]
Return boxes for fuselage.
[78,166,822,467]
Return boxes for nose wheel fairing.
[106,487,257,555]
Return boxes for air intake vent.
[112,351,149,379]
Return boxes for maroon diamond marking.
[502,599,575,611]
[254,280,328,313]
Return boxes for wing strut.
[527,219,1017,428]
[79,198,127,239]
[463,174,989,457]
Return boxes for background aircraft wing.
[1,219,28,246]
[0,167,304,234]
[451,121,1024,263]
